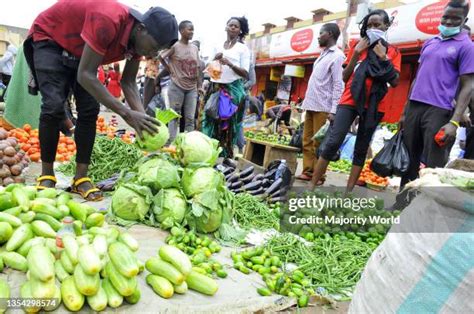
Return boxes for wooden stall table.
[242,137,299,174]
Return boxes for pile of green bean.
[58,136,143,182]
[233,193,280,231]
[264,233,374,298]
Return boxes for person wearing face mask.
[397,1,474,192]
[310,9,401,192]
[24,1,178,200]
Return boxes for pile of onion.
[0,128,30,186]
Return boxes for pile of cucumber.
[0,184,144,312]
[145,245,219,298]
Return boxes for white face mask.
[366,29,387,45]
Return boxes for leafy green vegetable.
[137,156,180,192]
[181,167,223,198]
[111,183,153,221]
[152,188,188,229]
[174,131,221,166]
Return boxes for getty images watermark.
[284,194,400,228]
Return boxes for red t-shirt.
[29,0,137,64]
[339,42,401,113]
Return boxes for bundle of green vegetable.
[233,193,280,231]
[58,136,143,182]
[231,246,313,307]
[244,131,291,146]
[263,233,375,299]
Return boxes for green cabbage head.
[181,167,223,197]
[175,131,221,166]
[137,156,180,191]
[152,188,188,229]
[111,183,152,221]
[136,121,169,151]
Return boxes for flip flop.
[36,175,57,190]
[70,177,103,202]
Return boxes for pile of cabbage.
[110,131,234,233]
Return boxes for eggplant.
[270,187,287,198]
[264,169,277,179]
[265,178,283,195]
[261,179,271,187]
[242,180,262,191]
[223,158,238,169]
[222,167,235,176]
[239,166,254,178]
[225,171,236,181]
[252,174,264,182]
[230,181,244,189]
[249,187,265,196]
[240,173,256,184]
[227,173,240,183]
[269,196,287,203]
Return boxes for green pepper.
[263,258,272,268]
[242,249,257,260]
[258,267,271,275]
[192,253,207,265]
[239,265,251,274]
[257,287,272,296]
[270,266,279,273]
[297,295,309,307]
[201,236,211,247]
[292,288,304,297]
[270,256,280,267]
[234,262,244,269]
[265,279,276,292]
[232,254,244,264]
[247,261,253,268]
[216,269,228,278]
[250,256,265,265]
[252,265,262,272]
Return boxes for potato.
[4,146,16,157]
[3,177,14,186]
[10,165,22,176]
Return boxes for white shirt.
[0,45,18,76]
[212,42,250,84]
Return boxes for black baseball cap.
[129,7,178,49]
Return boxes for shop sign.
[284,65,305,78]
[290,29,313,52]
[270,67,283,82]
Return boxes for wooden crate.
[243,137,299,174]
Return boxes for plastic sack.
[371,131,409,177]
[204,61,222,80]
[289,122,304,152]
[203,91,220,120]
[312,121,329,142]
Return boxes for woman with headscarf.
[201,16,250,158]
[310,9,401,192]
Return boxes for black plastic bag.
[316,123,340,162]
[289,122,304,152]
[204,91,220,120]
[146,93,166,117]
[371,131,409,177]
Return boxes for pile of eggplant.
[216,159,288,203]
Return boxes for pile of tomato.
[96,115,134,144]
[358,159,389,187]
[9,124,76,162]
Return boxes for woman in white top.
[201,16,250,158]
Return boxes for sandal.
[70,177,103,202]
[36,175,57,190]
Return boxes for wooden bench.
[243,137,299,174]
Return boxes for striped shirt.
[301,45,345,114]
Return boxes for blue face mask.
[438,24,461,37]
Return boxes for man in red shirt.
[24,1,178,200]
